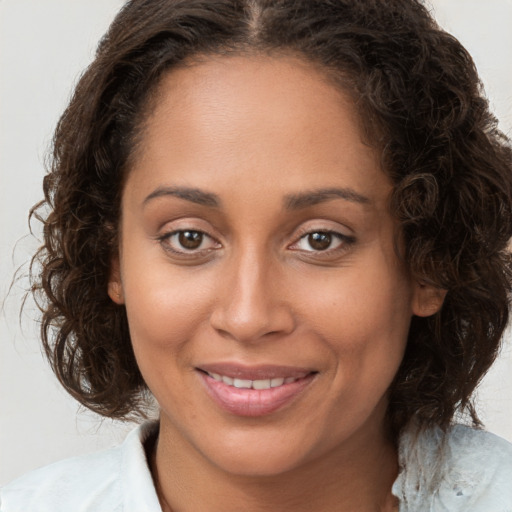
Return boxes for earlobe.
[412,280,447,317]
[108,257,125,305]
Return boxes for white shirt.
[393,424,512,511]
[1,422,512,511]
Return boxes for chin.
[210,443,312,477]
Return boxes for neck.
[150,415,399,512]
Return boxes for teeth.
[208,372,299,389]
[233,378,252,389]
[221,375,234,385]
[252,379,271,390]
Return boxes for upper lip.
[197,363,315,380]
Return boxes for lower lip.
[199,372,316,417]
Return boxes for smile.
[197,364,317,417]
[205,372,303,390]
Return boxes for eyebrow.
[284,187,371,209]
[143,186,220,208]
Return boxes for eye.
[303,232,337,251]
[159,229,220,254]
[176,230,205,250]
[290,230,355,254]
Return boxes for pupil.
[179,231,203,249]
[308,232,331,251]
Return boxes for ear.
[412,280,447,317]
[107,256,125,305]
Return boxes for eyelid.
[155,219,222,258]
[287,221,356,256]
[162,229,218,247]
[289,230,354,249]
[290,220,354,242]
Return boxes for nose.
[209,248,296,343]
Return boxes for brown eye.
[307,232,332,251]
[178,231,203,250]
[160,229,220,256]
[290,229,353,255]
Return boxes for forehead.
[139,54,360,153]
[127,54,389,206]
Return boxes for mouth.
[196,363,317,417]
[203,372,302,390]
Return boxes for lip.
[197,362,314,380]
[197,363,317,417]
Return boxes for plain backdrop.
[1,0,512,486]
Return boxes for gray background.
[1,0,511,485]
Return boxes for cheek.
[121,266,217,414]
[294,258,412,393]
[295,263,413,344]
[121,259,216,363]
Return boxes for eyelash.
[289,229,356,257]
[157,230,220,256]
[157,228,355,259]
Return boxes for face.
[110,55,439,476]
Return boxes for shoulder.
[394,424,512,512]
[0,445,122,512]
[0,421,161,512]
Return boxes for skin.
[109,54,444,511]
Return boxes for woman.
[1,0,512,510]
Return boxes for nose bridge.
[210,243,294,342]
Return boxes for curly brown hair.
[30,0,512,435]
